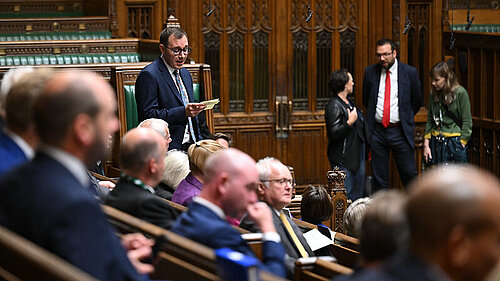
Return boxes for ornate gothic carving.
[202,0,222,33]
[251,0,271,32]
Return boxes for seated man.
[340,165,500,281]
[105,127,178,229]
[170,148,286,278]
[0,68,52,178]
[0,70,152,280]
[240,157,314,277]
[137,118,175,199]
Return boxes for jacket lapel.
[156,57,184,104]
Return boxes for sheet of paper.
[201,98,220,110]
[303,228,334,251]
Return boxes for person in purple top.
[171,139,224,206]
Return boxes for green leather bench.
[0,53,140,66]
[451,24,500,33]
[0,31,112,41]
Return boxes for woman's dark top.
[325,95,365,172]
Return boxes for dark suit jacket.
[0,152,143,281]
[105,177,177,229]
[0,131,27,179]
[239,203,314,277]
[362,62,422,148]
[170,201,286,277]
[135,56,202,150]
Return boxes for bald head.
[35,71,119,166]
[120,128,166,185]
[202,148,259,218]
[204,148,257,184]
[407,165,500,281]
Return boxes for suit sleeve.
[135,70,187,125]
[51,198,142,281]
[137,197,177,229]
[408,67,423,115]
[362,67,371,108]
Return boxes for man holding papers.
[135,26,208,151]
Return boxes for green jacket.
[424,85,472,145]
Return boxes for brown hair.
[301,185,333,225]
[188,140,224,175]
[430,61,460,105]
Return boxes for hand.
[121,233,155,274]
[246,202,276,233]
[346,107,358,126]
[98,180,115,189]
[185,102,207,117]
[423,139,432,163]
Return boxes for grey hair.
[162,149,190,189]
[343,197,372,238]
[0,66,35,109]
[256,157,283,188]
[138,118,169,138]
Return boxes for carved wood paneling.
[0,17,109,34]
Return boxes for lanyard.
[120,173,155,194]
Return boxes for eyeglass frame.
[165,46,192,55]
[260,178,294,187]
[375,52,394,58]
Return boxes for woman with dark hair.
[423,61,472,165]
[325,69,365,200]
[301,185,333,256]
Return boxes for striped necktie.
[174,70,197,141]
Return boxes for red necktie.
[382,70,391,128]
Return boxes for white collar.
[387,58,398,73]
[193,196,226,220]
[4,129,34,159]
[39,144,89,188]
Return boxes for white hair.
[0,66,35,109]
[256,157,284,188]
[138,118,169,138]
[162,150,190,189]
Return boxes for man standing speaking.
[135,27,206,151]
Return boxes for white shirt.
[39,144,89,188]
[375,59,400,123]
[4,129,34,159]
[161,55,192,144]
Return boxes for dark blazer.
[171,201,286,277]
[0,152,143,281]
[239,203,314,277]
[362,62,422,148]
[105,177,177,229]
[0,131,27,179]
[135,57,202,150]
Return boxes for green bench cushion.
[451,24,500,33]
[0,31,112,41]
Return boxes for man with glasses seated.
[135,26,206,152]
[170,149,286,278]
[240,157,315,278]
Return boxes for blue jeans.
[337,146,365,201]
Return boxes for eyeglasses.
[261,178,293,187]
[375,52,393,58]
[166,46,192,55]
